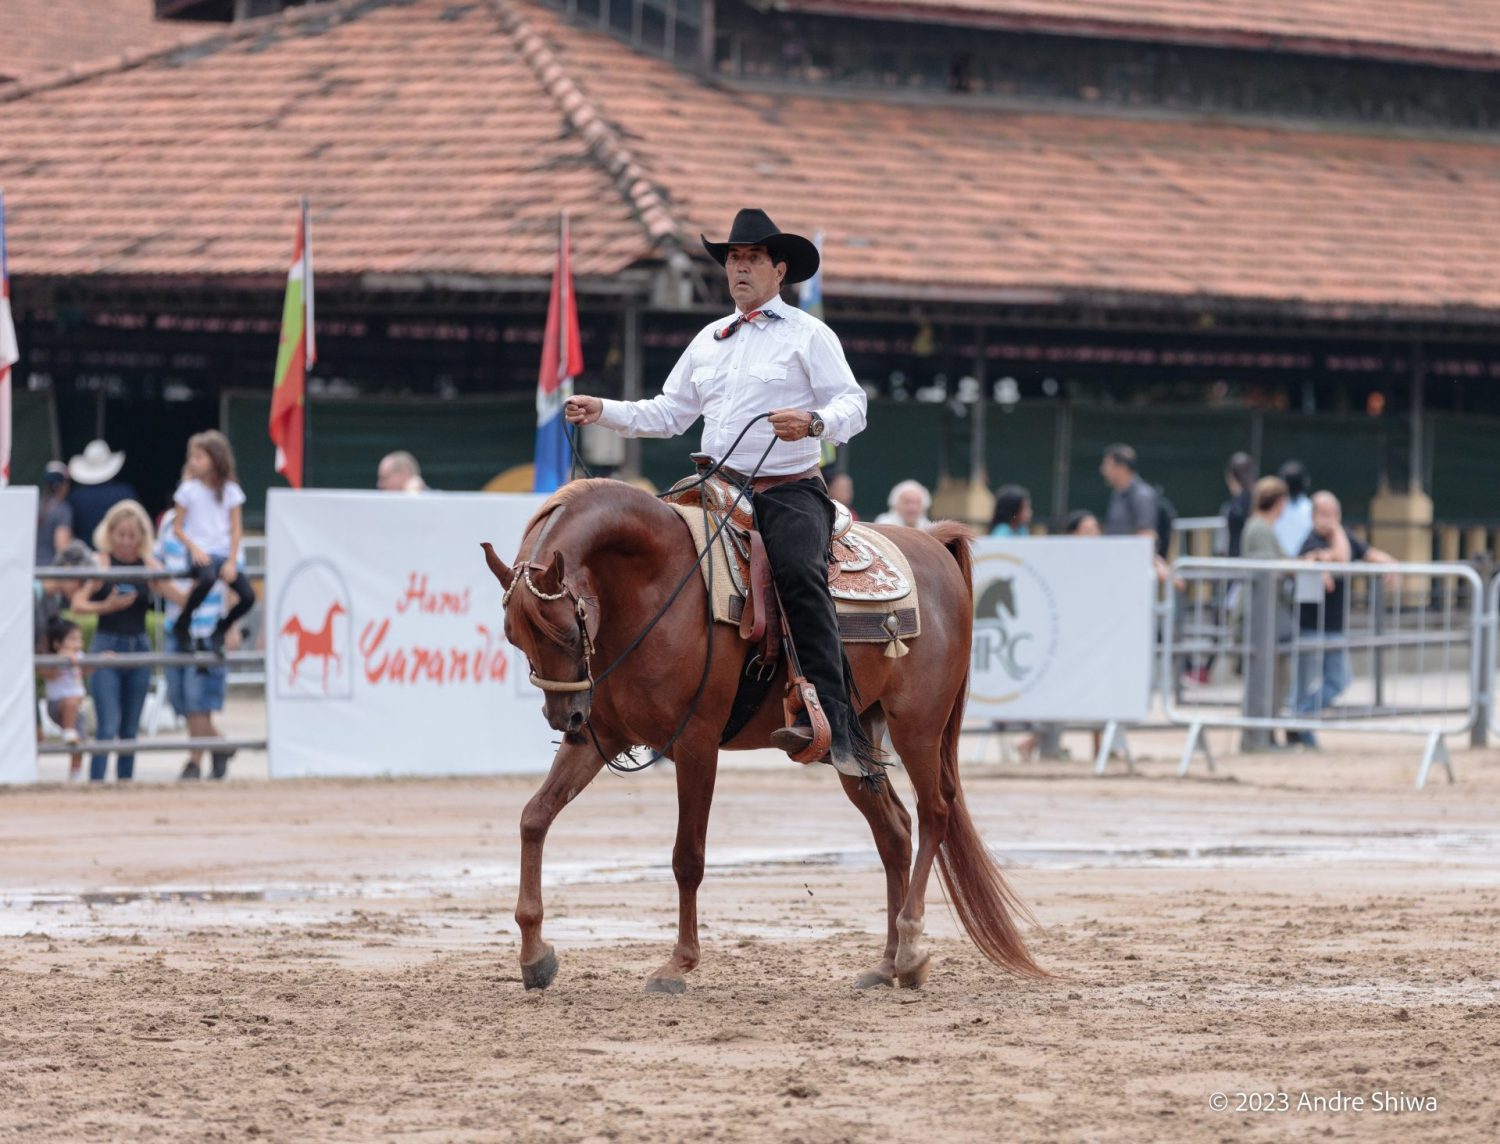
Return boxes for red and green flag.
[269,197,315,487]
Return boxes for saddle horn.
[479,542,514,590]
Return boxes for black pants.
[174,557,256,639]
[753,478,852,750]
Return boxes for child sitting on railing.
[170,431,256,654]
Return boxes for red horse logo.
[282,600,347,690]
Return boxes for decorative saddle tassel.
[881,612,910,658]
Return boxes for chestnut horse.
[481,478,1042,993]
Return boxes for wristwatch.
[808,411,826,438]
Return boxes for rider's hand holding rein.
[768,409,814,442]
[565,395,604,425]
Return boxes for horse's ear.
[479,542,514,590]
[542,549,566,590]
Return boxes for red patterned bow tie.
[713,308,780,341]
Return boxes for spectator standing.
[1289,492,1397,749]
[41,618,90,780]
[66,439,137,547]
[33,539,93,653]
[827,473,859,521]
[875,479,932,528]
[72,501,160,782]
[171,431,256,653]
[1221,452,1257,557]
[1101,445,1177,584]
[1239,476,1288,561]
[1274,460,1313,556]
[377,450,429,493]
[36,462,74,566]
[1237,476,1294,750]
[989,484,1032,537]
[157,508,239,781]
[1100,444,1160,544]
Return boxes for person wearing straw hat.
[66,439,136,549]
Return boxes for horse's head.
[481,541,598,736]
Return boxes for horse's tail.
[929,522,1048,979]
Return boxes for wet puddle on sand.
[4,829,1498,947]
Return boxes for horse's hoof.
[521,947,559,991]
[855,969,895,990]
[896,954,931,990]
[644,976,687,995]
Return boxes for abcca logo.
[970,553,1061,705]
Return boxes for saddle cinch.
[663,463,921,760]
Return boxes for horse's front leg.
[646,740,718,994]
[515,737,606,990]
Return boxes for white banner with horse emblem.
[1,488,40,784]
[965,536,1155,722]
[266,489,556,777]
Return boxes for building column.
[620,302,642,480]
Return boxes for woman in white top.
[170,430,256,653]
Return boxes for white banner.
[266,489,558,777]
[1,488,39,784]
[966,536,1154,723]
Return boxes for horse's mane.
[511,478,663,646]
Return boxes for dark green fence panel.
[847,401,950,520]
[6,389,59,487]
[224,392,537,529]
[1430,414,1500,523]
[1072,407,1253,519]
[985,404,1058,519]
[1261,413,1391,521]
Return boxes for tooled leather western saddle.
[662,456,918,762]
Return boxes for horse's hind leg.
[645,741,718,994]
[886,717,950,989]
[515,739,606,990]
[839,709,912,989]
[840,772,912,988]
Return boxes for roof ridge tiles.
[485,0,699,288]
[0,0,384,107]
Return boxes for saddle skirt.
[666,474,920,655]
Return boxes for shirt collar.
[735,301,781,322]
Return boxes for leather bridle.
[503,562,596,694]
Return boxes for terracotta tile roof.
[0,0,653,280]
[0,1,212,87]
[517,0,1500,315]
[3,0,1500,318]
[772,0,1500,70]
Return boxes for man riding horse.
[565,208,873,781]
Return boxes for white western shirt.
[595,303,867,477]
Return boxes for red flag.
[0,190,17,487]
[269,198,315,487]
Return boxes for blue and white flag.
[533,211,582,493]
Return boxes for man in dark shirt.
[1291,491,1396,747]
[1101,443,1160,544]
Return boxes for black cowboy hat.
[701,208,820,285]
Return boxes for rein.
[511,414,781,773]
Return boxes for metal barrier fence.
[1170,516,1227,560]
[32,562,267,760]
[1165,557,1483,787]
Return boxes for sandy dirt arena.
[4,729,1500,1142]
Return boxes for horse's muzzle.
[544,694,591,735]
